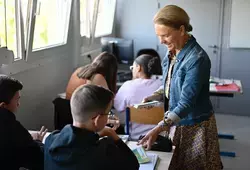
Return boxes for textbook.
[133,101,161,109]
[132,145,150,164]
[132,145,159,170]
[139,153,159,170]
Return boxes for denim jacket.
[162,35,213,126]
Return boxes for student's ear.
[137,65,142,72]
[93,115,101,130]
[0,102,6,108]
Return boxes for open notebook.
[139,153,158,170]
[132,145,159,170]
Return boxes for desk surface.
[59,78,243,98]
[127,141,173,170]
[209,79,243,94]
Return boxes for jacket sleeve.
[168,53,211,122]
[102,138,139,170]
[13,121,44,170]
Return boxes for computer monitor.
[101,37,134,64]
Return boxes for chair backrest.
[53,97,72,130]
[125,106,164,135]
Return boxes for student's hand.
[137,125,161,150]
[98,126,120,141]
[142,94,162,103]
[31,126,48,142]
[107,114,120,130]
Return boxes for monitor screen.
[101,37,134,64]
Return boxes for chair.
[126,106,173,152]
[125,106,164,135]
[53,97,72,130]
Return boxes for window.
[0,0,72,62]
[95,0,116,37]
[80,0,89,37]
[0,0,17,58]
[0,0,28,61]
[80,0,116,38]
[32,0,71,51]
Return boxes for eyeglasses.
[129,66,133,71]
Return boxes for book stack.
[215,83,240,92]
[210,76,240,92]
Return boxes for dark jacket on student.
[44,125,139,170]
[0,108,44,170]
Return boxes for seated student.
[66,51,118,99]
[44,85,139,170]
[114,54,162,140]
[59,52,119,129]
[0,75,47,170]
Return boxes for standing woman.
[139,5,222,170]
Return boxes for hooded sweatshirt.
[44,125,139,170]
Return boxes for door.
[157,0,223,77]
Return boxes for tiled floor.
[216,113,250,170]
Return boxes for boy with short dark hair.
[44,84,139,170]
[0,75,46,170]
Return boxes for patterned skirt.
[169,114,222,170]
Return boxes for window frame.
[80,0,116,39]
[94,0,116,38]
[25,0,72,61]
[0,0,26,62]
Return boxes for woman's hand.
[142,94,163,103]
[137,125,161,150]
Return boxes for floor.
[216,113,250,170]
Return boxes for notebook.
[132,145,159,170]
[139,153,159,170]
[133,101,161,109]
[215,83,240,92]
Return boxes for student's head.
[0,75,23,113]
[154,5,192,52]
[70,84,114,132]
[131,54,162,79]
[137,49,161,60]
[77,52,118,93]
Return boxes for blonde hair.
[154,5,192,32]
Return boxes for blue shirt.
[162,35,214,126]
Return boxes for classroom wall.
[216,0,250,116]
[115,0,250,117]
[115,0,158,57]
[0,0,103,130]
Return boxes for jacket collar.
[0,107,16,121]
